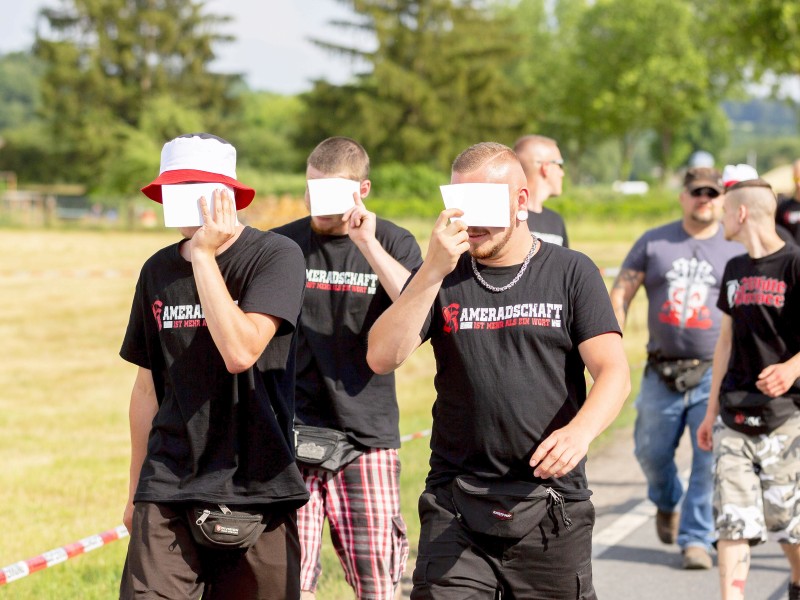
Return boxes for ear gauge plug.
[517,210,528,221]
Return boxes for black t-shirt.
[272,217,422,448]
[418,242,621,500]
[717,244,800,403]
[120,227,309,507]
[776,197,800,245]
[527,206,569,247]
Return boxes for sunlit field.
[0,218,649,598]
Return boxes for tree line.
[0,0,798,201]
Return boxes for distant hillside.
[723,99,797,135]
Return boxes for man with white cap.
[611,166,744,569]
[119,133,308,599]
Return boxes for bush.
[549,185,680,222]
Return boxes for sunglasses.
[535,159,565,167]
[689,188,720,199]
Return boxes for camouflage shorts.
[713,414,800,544]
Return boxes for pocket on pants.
[391,514,410,585]
[576,560,597,600]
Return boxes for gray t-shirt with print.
[621,220,744,359]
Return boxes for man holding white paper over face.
[272,137,421,600]
[120,133,308,599]
[367,142,630,599]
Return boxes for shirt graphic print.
[658,257,716,330]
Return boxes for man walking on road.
[120,133,308,599]
[697,179,800,600]
[610,167,744,570]
[514,135,569,247]
[273,137,421,600]
[368,142,630,599]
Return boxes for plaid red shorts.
[298,447,409,600]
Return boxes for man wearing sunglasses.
[610,167,744,570]
[514,135,569,247]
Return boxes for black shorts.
[411,484,596,600]
[120,502,301,600]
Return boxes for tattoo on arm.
[610,268,644,319]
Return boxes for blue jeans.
[633,367,714,551]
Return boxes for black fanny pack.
[295,425,364,472]
[648,356,712,392]
[720,391,798,435]
[187,503,268,550]
[450,475,571,539]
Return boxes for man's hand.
[423,209,470,281]
[529,424,593,479]
[123,500,134,533]
[344,193,377,247]
[756,361,800,397]
[192,188,238,257]
[697,414,715,452]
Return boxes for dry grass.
[0,218,650,598]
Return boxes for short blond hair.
[452,142,518,174]
[307,137,370,181]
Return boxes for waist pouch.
[295,425,364,472]
[648,357,711,392]
[720,391,798,435]
[187,503,268,550]
[451,475,571,539]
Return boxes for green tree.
[298,0,525,170]
[649,105,730,175]
[570,0,718,181]
[34,0,241,188]
[0,52,42,133]
[695,0,800,125]
[230,91,305,172]
[504,0,597,178]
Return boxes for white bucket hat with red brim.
[141,133,256,209]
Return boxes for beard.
[470,223,515,260]
[310,215,346,236]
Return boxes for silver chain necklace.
[471,233,539,293]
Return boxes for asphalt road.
[399,427,791,599]
[589,427,789,600]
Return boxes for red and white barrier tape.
[599,266,620,278]
[0,525,128,586]
[400,428,431,443]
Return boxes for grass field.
[0,219,649,599]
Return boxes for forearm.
[354,237,412,301]
[192,252,274,373]
[784,351,800,380]
[367,262,441,373]
[609,288,629,330]
[707,326,732,419]
[128,369,158,503]
[571,361,631,441]
[609,268,643,330]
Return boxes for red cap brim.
[141,169,256,209]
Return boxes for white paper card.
[440,183,510,227]
[161,183,237,227]
[307,178,359,216]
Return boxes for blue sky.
[0,0,372,94]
